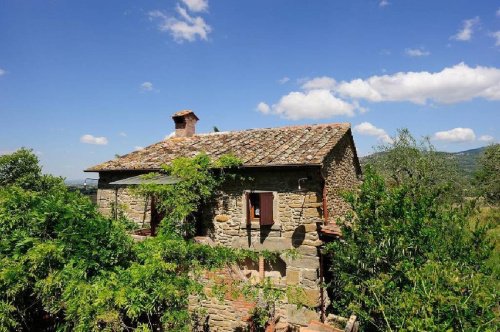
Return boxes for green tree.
[0,149,246,331]
[325,166,498,331]
[474,143,500,203]
[367,129,464,202]
[0,148,42,189]
[0,148,64,191]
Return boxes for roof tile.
[85,123,351,172]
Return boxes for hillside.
[360,146,487,178]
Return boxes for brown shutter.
[245,192,251,225]
[260,192,274,225]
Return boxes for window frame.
[244,190,277,227]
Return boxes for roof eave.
[84,163,322,173]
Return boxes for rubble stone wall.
[321,131,361,222]
[96,172,152,227]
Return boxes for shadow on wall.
[259,226,273,244]
[292,225,305,248]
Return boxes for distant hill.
[360,146,487,178]
[443,147,486,177]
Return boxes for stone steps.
[300,320,343,332]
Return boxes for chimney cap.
[172,110,199,121]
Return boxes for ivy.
[132,152,243,237]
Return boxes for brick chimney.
[172,110,199,138]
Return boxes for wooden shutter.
[245,192,251,225]
[259,192,274,225]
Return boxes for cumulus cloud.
[119,132,127,137]
[0,68,5,76]
[259,63,500,120]
[256,102,271,114]
[379,0,389,7]
[478,135,494,142]
[491,31,500,46]
[141,81,154,91]
[80,134,108,145]
[278,77,290,84]
[301,76,336,91]
[336,63,500,104]
[433,128,476,143]
[257,89,355,120]
[353,122,393,144]
[497,8,500,17]
[181,0,208,12]
[149,5,211,42]
[451,17,480,41]
[134,146,145,151]
[405,47,430,57]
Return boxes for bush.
[325,166,498,331]
[0,149,244,331]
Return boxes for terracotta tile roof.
[85,123,351,172]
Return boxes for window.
[239,256,286,285]
[246,192,274,225]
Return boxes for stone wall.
[96,172,152,227]
[197,167,326,329]
[321,130,361,222]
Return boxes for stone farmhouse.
[85,110,362,331]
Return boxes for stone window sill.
[240,221,281,230]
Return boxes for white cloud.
[181,0,208,12]
[256,102,271,114]
[491,31,500,46]
[134,146,145,151]
[379,0,389,7]
[278,77,290,84]
[258,89,355,120]
[336,63,500,104]
[353,122,393,144]
[497,8,500,17]
[0,68,6,76]
[164,132,176,140]
[80,134,108,145]
[433,128,476,143]
[405,47,430,57]
[149,6,211,43]
[301,76,337,91]
[259,63,500,121]
[451,16,480,41]
[478,135,494,142]
[141,81,154,91]
[119,132,127,137]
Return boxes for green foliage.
[133,153,242,237]
[368,129,465,202]
[0,148,41,189]
[325,166,499,331]
[0,148,65,191]
[0,149,246,331]
[474,143,500,203]
[338,133,499,330]
[243,277,284,330]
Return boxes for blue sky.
[0,0,499,180]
